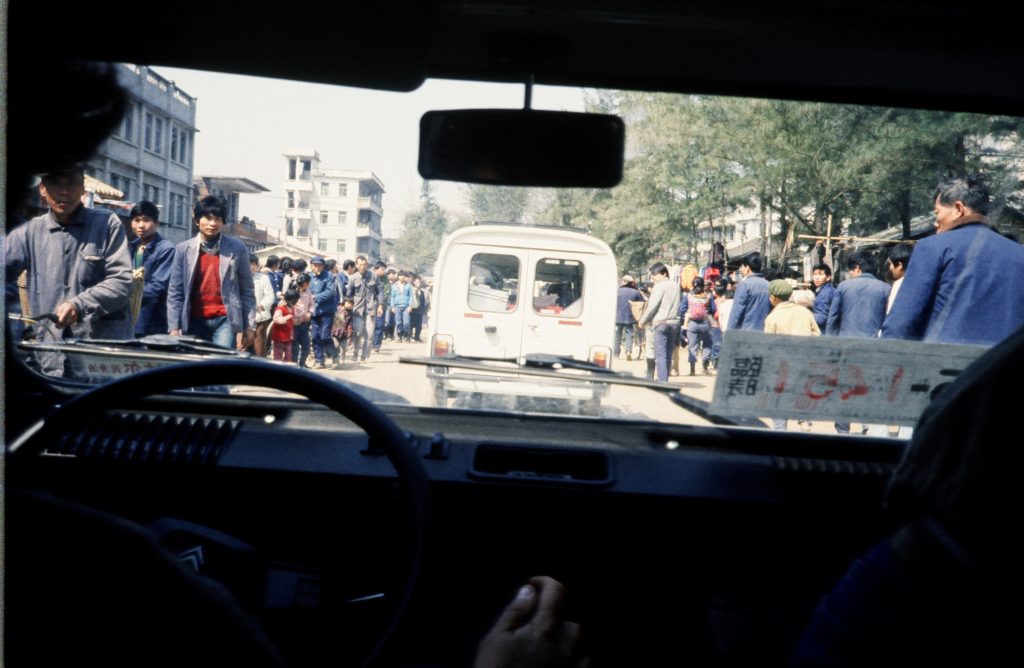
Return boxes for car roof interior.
[4,1,1019,666]
[10,0,1024,113]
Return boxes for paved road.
[290,339,718,425]
[252,339,848,432]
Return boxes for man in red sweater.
[167,196,256,349]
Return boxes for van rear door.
[448,245,526,360]
[522,253,590,359]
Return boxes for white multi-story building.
[281,149,385,262]
[86,64,197,242]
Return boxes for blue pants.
[687,319,713,364]
[653,323,680,382]
[710,326,722,361]
[189,315,234,349]
[292,323,311,367]
[614,323,635,356]
[352,313,371,360]
[393,307,410,337]
[311,313,337,364]
[372,312,386,349]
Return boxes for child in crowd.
[332,297,355,365]
[271,288,300,362]
[292,274,313,368]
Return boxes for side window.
[533,259,584,318]
[468,253,519,313]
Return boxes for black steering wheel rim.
[8,359,431,667]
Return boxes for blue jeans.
[687,319,712,364]
[189,315,234,349]
[311,313,337,364]
[653,323,680,382]
[292,323,311,367]
[393,307,411,337]
[614,323,635,357]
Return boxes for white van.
[426,223,618,413]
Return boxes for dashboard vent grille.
[772,457,893,477]
[46,413,240,465]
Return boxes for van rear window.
[533,259,584,317]
[468,253,520,312]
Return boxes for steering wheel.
[7,359,431,667]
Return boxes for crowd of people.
[5,171,430,375]
[613,175,1024,434]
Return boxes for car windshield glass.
[6,63,1023,434]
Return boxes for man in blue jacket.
[882,175,1024,347]
[727,252,771,331]
[825,251,890,434]
[309,256,340,368]
[128,201,175,336]
[810,263,835,332]
[826,253,890,338]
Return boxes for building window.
[110,173,134,201]
[120,102,135,142]
[168,192,188,227]
[154,118,164,154]
[336,240,346,253]
[321,182,330,196]
[338,211,347,224]
[320,212,329,224]
[300,160,311,180]
[169,126,189,163]
[286,218,294,236]
[298,222,310,238]
[338,183,347,197]
[318,239,328,251]
[298,192,310,209]
[144,112,153,150]
[142,183,162,206]
[287,191,295,208]
[288,159,296,180]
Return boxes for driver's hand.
[55,301,78,327]
[473,576,588,668]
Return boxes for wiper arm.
[18,334,251,357]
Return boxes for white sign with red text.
[712,331,988,425]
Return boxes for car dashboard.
[10,383,906,665]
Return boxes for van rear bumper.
[426,367,609,401]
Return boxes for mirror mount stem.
[523,74,534,110]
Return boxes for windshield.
[6,62,1023,433]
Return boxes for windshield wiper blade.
[521,353,617,374]
[400,355,699,392]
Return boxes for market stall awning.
[85,174,123,199]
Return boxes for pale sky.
[156,66,587,237]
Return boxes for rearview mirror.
[418,109,624,188]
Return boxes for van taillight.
[432,334,454,358]
[589,347,611,369]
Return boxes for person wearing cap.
[167,195,256,350]
[615,274,643,361]
[128,200,176,337]
[764,279,820,337]
[763,278,820,430]
[5,165,134,374]
[308,255,340,368]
